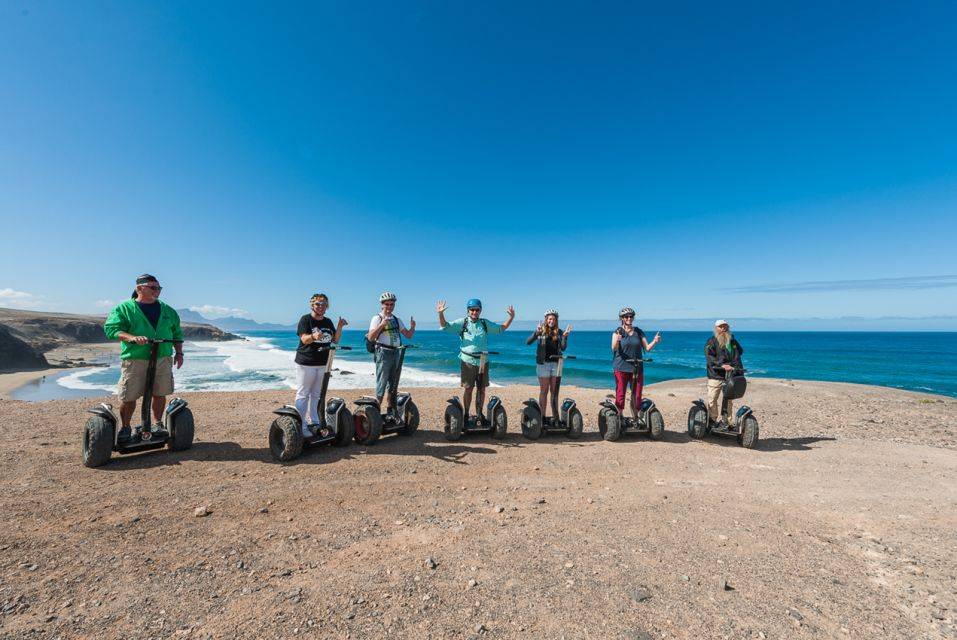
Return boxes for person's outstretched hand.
[506,305,515,318]
[564,324,573,336]
[410,316,416,330]
[337,317,348,329]
[436,300,448,313]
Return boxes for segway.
[444,350,507,441]
[597,357,665,441]
[353,344,420,445]
[520,354,583,440]
[688,367,759,448]
[269,345,354,462]
[82,339,194,468]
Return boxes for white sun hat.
[714,319,730,327]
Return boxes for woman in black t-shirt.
[526,309,571,423]
[294,293,347,434]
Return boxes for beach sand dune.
[1,379,955,639]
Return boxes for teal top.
[442,317,504,364]
[104,299,183,360]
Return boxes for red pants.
[614,369,644,412]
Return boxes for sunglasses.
[621,315,634,319]
[468,308,481,312]
[141,284,162,292]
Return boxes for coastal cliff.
[0,308,240,372]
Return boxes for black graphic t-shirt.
[295,314,336,366]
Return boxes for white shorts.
[536,362,559,378]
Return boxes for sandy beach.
[0,378,955,639]
[0,344,119,400]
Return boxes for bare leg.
[538,377,549,415]
[549,377,560,420]
[463,385,474,418]
[120,401,136,428]
[476,385,486,420]
[152,396,166,424]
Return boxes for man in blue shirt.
[437,298,515,425]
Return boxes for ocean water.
[14,330,957,400]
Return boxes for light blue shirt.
[442,317,504,364]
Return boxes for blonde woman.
[295,293,347,434]
[526,309,571,422]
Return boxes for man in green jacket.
[104,274,184,440]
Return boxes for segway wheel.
[566,407,583,439]
[333,408,354,447]
[491,405,507,439]
[739,415,759,449]
[354,405,383,445]
[444,405,464,441]
[648,408,665,440]
[269,415,303,462]
[687,405,709,440]
[82,415,114,468]
[600,409,621,441]
[400,401,420,436]
[168,408,195,452]
[521,406,542,440]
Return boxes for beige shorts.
[118,356,174,402]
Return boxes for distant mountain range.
[176,308,294,332]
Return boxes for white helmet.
[619,307,636,318]
[379,292,397,303]
[543,308,559,318]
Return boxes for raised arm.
[335,317,348,344]
[401,316,416,339]
[611,329,621,352]
[500,305,515,331]
[642,332,662,352]
[436,300,449,329]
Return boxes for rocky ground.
[0,378,955,639]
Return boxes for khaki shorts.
[118,356,174,402]
[460,360,489,388]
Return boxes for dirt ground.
[1,378,955,640]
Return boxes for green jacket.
[104,299,184,360]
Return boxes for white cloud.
[94,299,115,308]
[189,305,252,319]
[0,288,51,310]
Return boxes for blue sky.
[2,1,956,327]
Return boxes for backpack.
[366,314,399,353]
[459,318,489,339]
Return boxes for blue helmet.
[466,298,482,310]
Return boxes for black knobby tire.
[270,415,303,462]
[354,405,383,445]
[739,415,759,449]
[168,408,195,452]
[82,415,114,468]
[566,408,584,439]
[597,408,608,438]
[444,405,464,441]
[521,406,542,440]
[491,405,507,439]
[648,408,665,440]
[687,405,709,439]
[400,401,420,436]
[602,409,622,441]
[333,408,354,447]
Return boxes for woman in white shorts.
[526,309,572,423]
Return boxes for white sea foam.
[56,337,460,395]
[58,368,116,392]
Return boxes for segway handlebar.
[461,349,498,357]
[547,354,576,361]
[625,357,652,365]
[377,343,417,351]
[314,344,352,352]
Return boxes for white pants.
[295,364,328,425]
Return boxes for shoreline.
[0,342,119,400]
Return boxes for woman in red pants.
[611,307,661,412]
